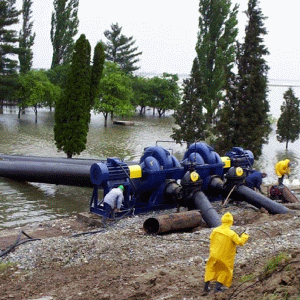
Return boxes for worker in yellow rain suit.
[275,159,290,186]
[203,212,249,294]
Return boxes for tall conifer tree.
[0,0,20,100]
[19,0,35,74]
[216,0,270,158]
[276,88,300,150]
[54,34,91,158]
[172,58,206,144]
[54,34,105,158]
[104,23,142,74]
[90,41,105,106]
[196,0,238,126]
[50,0,79,69]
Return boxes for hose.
[0,231,41,258]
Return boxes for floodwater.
[0,106,299,228]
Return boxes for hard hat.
[118,185,124,191]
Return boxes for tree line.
[0,0,299,158]
[0,0,181,157]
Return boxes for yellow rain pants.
[275,159,290,178]
[204,212,249,287]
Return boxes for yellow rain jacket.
[275,159,290,178]
[204,212,249,287]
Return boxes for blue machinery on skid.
[89,142,289,227]
[0,142,290,228]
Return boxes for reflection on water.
[0,108,299,228]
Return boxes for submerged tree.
[50,0,79,69]
[54,34,104,158]
[19,0,35,74]
[0,0,21,101]
[149,73,181,117]
[131,76,152,115]
[18,70,61,122]
[94,61,134,127]
[276,88,300,150]
[104,23,142,74]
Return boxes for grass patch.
[240,273,256,283]
[0,261,18,280]
[263,252,290,274]
[0,261,16,272]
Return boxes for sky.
[14,0,300,118]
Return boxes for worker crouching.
[103,185,124,223]
[203,212,249,294]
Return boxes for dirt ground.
[0,205,300,300]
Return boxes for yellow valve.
[236,167,243,177]
[190,171,199,182]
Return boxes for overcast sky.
[15,0,300,117]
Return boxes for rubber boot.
[214,281,224,293]
[202,281,210,295]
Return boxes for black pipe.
[0,154,103,165]
[0,154,138,166]
[192,191,221,227]
[231,185,289,214]
[0,161,93,187]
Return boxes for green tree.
[196,0,238,126]
[50,0,79,69]
[214,68,239,155]
[150,73,181,117]
[276,88,300,150]
[94,61,134,127]
[172,59,206,145]
[46,64,70,89]
[18,0,35,74]
[54,34,91,158]
[90,41,105,106]
[54,34,104,157]
[0,0,21,101]
[17,70,61,122]
[104,23,142,74]
[216,0,270,158]
[131,76,152,115]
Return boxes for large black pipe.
[0,155,138,187]
[231,185,289,214]
[192,191,221,227]
[0,154,104,165]
[0,154,138,166]
[0,160,92,187]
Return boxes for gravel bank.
[2,202,300,272]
